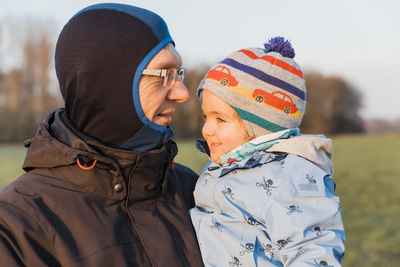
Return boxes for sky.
[1,0,399,120]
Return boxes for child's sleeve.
[259,155,345,266]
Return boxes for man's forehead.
[149,43,182,69]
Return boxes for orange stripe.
[239,49,303,78]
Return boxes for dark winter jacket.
[0,110,203,266]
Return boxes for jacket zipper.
[123,155,155,267]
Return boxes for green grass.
[0,144,27,189]
[175,140,209,174]
[331,135,400,266]
[1,135,400,266]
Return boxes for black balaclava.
[55,3,174,151]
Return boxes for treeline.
[364,118,400,134]
[1,20,367,143]
[0,20,62,142]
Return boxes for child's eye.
[217,118,226,123]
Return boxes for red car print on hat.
[252,89,298,114]
[206,65,239,87]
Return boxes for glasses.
[142,68,185,88]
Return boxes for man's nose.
[168,80,190,103]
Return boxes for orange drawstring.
[227,158,238,164]
[76,158,97,170]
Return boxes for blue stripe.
[221,58,305,100]
[232,107,287,132]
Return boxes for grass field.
[1,135,400,266]
[0,144,27,189]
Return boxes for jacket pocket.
[282,154,328,198]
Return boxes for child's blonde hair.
[232,108,252,140]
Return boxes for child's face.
[201,90,250,163]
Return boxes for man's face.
[139,43,189,127]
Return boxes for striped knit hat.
[198,37,306,137]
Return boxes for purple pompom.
[264,36,295,58]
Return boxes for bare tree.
[0,18,62,143]
[301,72,364,135]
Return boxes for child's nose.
[202,120,213,138]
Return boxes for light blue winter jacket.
[190,130,345,267]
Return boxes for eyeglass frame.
[142,67,185,88]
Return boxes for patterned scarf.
[219,128,299,165]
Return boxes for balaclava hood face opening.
[55,3,174,148]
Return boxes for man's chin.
[152,115,172,127]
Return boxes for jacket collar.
[196,129,299,166]
[23,109,177,200]
[196,128,333,176]
[203,151,287,178]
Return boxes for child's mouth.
[209,142,220,149]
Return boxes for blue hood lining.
[132,38,174,133]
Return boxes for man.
[0,3,203,266]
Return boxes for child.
[190,37,345,266]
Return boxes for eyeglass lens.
[163,69,185,88]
